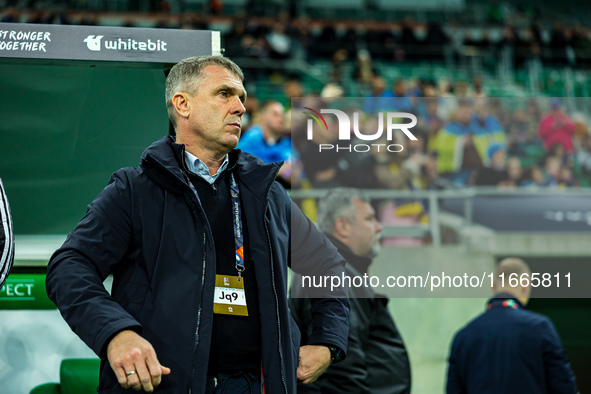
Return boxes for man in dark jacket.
[46,56,349,394]
[290,188,411,394]
[446,257,578,394]
[0,178,14,289]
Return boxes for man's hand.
[107,330,171,392]
[297,345,331,385]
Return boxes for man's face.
[456,105,472,125]
[393,80,405,96]
[262,102,285,136]
[348,199,383,258]
[185,65,246,153]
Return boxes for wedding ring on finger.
[126,371,136,376]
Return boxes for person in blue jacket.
[446,257,578,394]
[238,100,291,164]
[46,56,349,394]
[238,100,294,186]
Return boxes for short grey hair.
[317,188,370,233]
[165,55,245,128]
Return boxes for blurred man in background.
[447,257,578,394]
[291,188,411,394]
[238,100,296,186]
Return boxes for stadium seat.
[30,359,100,394]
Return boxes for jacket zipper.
[142,156,208,394]
[261,164,288,394]
[188,230,207,394]
[180,176,210,394]
[264,213,288,394]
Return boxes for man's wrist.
[324,345,344,364]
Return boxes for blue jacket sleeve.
[290,200,350,355]
[541,319,578,394]
[46,170,141,357]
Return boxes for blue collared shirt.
[184,150,229,185]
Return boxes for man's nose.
[375,220,383,233]
[232,97,246,116]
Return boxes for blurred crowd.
[2,2,590,193]
[239,76,591,193]
[2,2,591,69]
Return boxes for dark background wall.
[0,63,169,234]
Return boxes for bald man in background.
[446,258,578,394]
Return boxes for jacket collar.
[140,136,282,198]
[324,233,372,275]
[487,292,525,310]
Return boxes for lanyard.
[230,173,245,277]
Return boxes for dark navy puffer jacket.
[46,136,349,393]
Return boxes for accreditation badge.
[213,274,248,316]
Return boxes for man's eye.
[219,91,228,97]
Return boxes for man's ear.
[172,92,191,119]
[333,217,351,239]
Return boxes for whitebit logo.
[83,35,103,51]
[83,35,168,52]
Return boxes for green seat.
[30,359,100,394]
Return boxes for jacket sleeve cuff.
[307,333,348,359]
[94,318,143,358]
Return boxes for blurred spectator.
[505,156,524,186]
[352,49,377,88]
[453,80,469,98]
[283,78,303,101]
[388,79,414,112]
[521,164,547,187]
[475,145,509,186]
[432,100,492,183]
[330,49,348,85]
[0,6,20,23]
[538,99,575,153]
[241,96,260,132]
[267,23,291,60]
[575,134,591,180]
[473,98,507,149]
[363,76,394,113]
[472,76,487,98]
[544,155,561,185]
[320,83,344,98]
[238,100,295,186]
[293,109,342,188]
[558,165,576,187]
